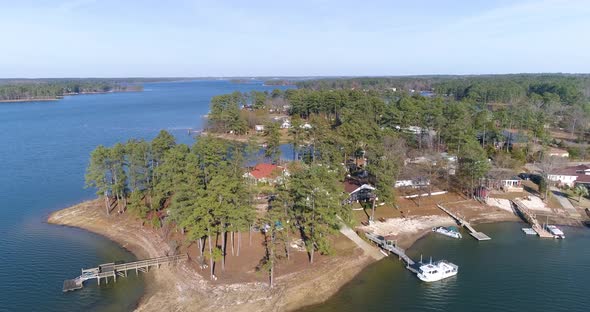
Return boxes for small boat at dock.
[432,226,462,239]
[546,225,565,239]
[416,259,459,282]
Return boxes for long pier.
[511,199,554,238]
[436,204,491,241]
[365,232,420,273]
[63,254,188,292]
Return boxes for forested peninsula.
[48,74,590,311]
[0,78,147,102]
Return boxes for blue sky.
[1,0,589,77]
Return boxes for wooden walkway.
[63,254,188,292]
[365,232,417,272]
[437,204,491,241]
[511,200,554,238]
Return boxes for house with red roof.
[244,163,288,184]
[548,164,590,187]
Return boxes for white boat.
[416,260,459,282]
[546,225,565,239]
[432,226,462,239]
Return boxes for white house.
[394,177,430,188]
[301,123,312,130]
[254,125,265,133]
[280,119,291,129]
[548,164,590,187]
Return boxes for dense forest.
[0,78,148,101]
[85,131,348,286]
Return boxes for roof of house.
[551,164,590,176]
[344,179,362,193]
[349,184,376,195]
[343,179,375,194]
[249,163,283,179]
[576,174,590,183]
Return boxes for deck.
[63,254,188,292]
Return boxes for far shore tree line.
[0,79,144,101]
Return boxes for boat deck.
[470,232,491,240]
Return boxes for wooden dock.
[365,233,417,272]
[511,200,554,238]
[63,254,188,292]
[437,204,491,241]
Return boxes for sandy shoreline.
[46,195,547,311]
[48,199,377,312]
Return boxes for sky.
[1,0,589,77]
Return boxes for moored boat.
[432,226,462,239]
[546,225,565,239]
[416,260,459,282]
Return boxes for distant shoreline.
[0,97,61,103]
[0,90,143,103]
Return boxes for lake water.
[0,80,291,312]
[300,222,590,312]
[3,81,589,312]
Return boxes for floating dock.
[436,204,491,241]
[511,200,554,238]
[63,254,188,292]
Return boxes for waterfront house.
[485,168,523,192]
[244,163,288,185]
[344,179,377,204]
[548,164,590,187]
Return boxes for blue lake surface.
[0,80,291,312]
[2,80,589,312]
[300,222,590,312]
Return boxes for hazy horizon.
[2,73,590,80]
[2,0,590,77]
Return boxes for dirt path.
[551,187,582,218]
[339,224,384,260]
